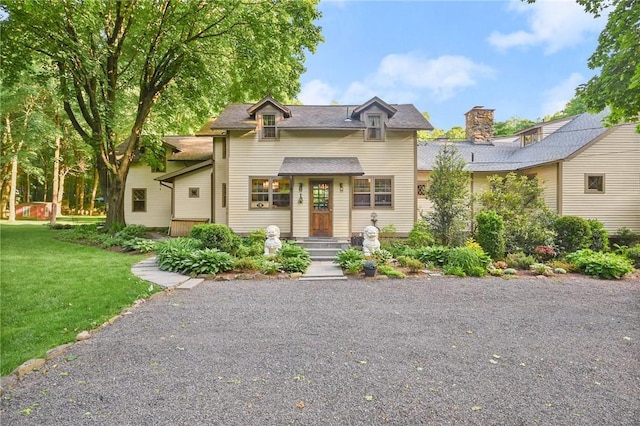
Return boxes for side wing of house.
[124,161,177,227]
[560,124,640,232]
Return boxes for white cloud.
[343,52,495,104]
[488,0,606,54]
[298,79,338,105]
[541,72,585,116]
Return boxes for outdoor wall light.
[339,183,344,192]
[298,193,303,204]
[298,182,303,193]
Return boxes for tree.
[477,172,556,254]
[423,144,470,246]
[528,0,640,130]
[493,117,537,137]
[1,0,323,227]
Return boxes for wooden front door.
[310,180,333,237]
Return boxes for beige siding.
[124,161,182,228]
[227,128,416,238]
[522,164,558,211]
[213,137,229,225]
[173,168,211,220]
[540,118,572,139]
[561,125,640,232]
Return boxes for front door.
[310,180,333,237]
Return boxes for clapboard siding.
[523,164,558,211]
[213,137,228,225]
[227,129,416,237]
[561,125,640,232]
[173,168,211,220]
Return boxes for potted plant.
[362,259,377,277]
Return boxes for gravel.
[1,275,639,425]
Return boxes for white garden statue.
[362,225,381,257]
[264,225,282,256]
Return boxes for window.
[222,183,227,208]
[222,139,227,159]
[262,114,276,139]
[353,176,393,208]
[366,114,382,140]
[132,188,146,212]
[417,182,427,197]
[250,177,290,209]
[189,188,200,198]
[585,174,605,193]
[23,206,31,217]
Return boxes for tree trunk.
[8,151,19,223]
[51,135,62,219]
[89,168,98,216]
[105,171,126,227]
[78,173,85,214]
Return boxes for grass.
[0,224,155,375]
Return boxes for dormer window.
[367,114,382,140]
[262,114,276,139]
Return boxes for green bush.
[248,228,267,245]
[121,237,156,253]
[276,242,311,262]
[115,224,148,240]
[505,252,536,270]
[414,245,449,267]
[334,248,365,268]
[378,264,406,278]
[233,257,262,271]
[344,260,363,275]
[396,256,424,272]
[554,216,592,255]
[615,245,640,268]
[190,224,242,254]
[382,241,416,258]
[155,238,204,273]
[407,220,434,248]
[475,210,506,260]
[279,257,310,273]
[443,265,465,277]
[587,219,609,252]
[181,249,235,275]
[565,249,634,279]
[445,245,490,277]
[259,259,280,275]
[613,227,639,247]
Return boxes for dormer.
[351,97,397,141]
[247,96,292,140]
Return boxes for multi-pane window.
[250,177,290,209]
[132,188,146,212]
[189,188,200,198]
[417,183,427,197]
[262,114,276,139]
[353,177,393,208]
[366,114,382,140]
[585,174,605,193]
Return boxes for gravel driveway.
[1,276,639,425]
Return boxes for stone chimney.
[465,106,494,143]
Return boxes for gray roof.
[278,157,365,176]
[163,136,212,161]
[155,159,213,182]
[210,99,433,131]
[418,110,610,172]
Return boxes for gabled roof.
[351,96,397,119]
[210,98,432,131]
[154,159,213,183]
[418,110,611,172]
[247,96,292,118]
[163,136,213,161]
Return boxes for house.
[125,96,433,238]
[15,202,53,220]
[417,107,640,233]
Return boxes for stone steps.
[295,238,350,262]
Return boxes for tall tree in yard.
[1,0,323,227]
[424,144,470,246]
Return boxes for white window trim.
[352,176,394,209]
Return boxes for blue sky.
[298,0,608,129]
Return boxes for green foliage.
[396,256,425,273]
[190,224,242,255]
[475,210,506,260]
[276,242,311,262]
[554,216,592,255]
[613,227,639,247]
[379,224,397,243]
[407,220,435,248]
[478,172,556,254]
[155,238,204,273]
[233,257,262,271]
[529,263,554,276]
[493,117,537,137]
[180,249,235,276]
[115,224,148,240]
[334,248,365,269]
[278,257,310,274]
[378,264,406,278]
[587,219,609,252]
[344,260,364,275]
[445,245,491,277]
[443,265,466,277]
[424,144,470,246]
[259,259,281,275]
[248,228,267,245]
[565,249,634,279]
[505,252,536,270]
[414,245,450,267]
[120,237,156,253]
[615,245,640,268]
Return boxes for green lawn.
[0,224,154,375]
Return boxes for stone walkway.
[131,257,345,289]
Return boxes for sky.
[297,0,608,130]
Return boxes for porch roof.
[277,157,365,176]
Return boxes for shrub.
[121,237,156,253]
[445,245,490,277]
[407,220,434,248]
[396,256,424,273]
[344,260,363,275]
[259,259,280,275]
[613,227,639,247]
[615,245,640,268]
[382,241,417,259]
[378,264,406,278]
[587,219,609,252]
[554,216,592,255]
[443,265,465,277]
[181,249,235,275]
[530,263,553,276]
[233,257,262,271]
[155,238,204,273]
[276,242,311,262]
[115,224,148,240]
[505,252,536,270]
[279,257,310,273]
[549,260,577,273]
[248,228,267,245]
[475,210,506,260]
[379,224,398,244]
[190,224,242,254]
[414,245,449,267]
[565,249,634,279]
[534,245,556,262]
[334,248,365,269]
